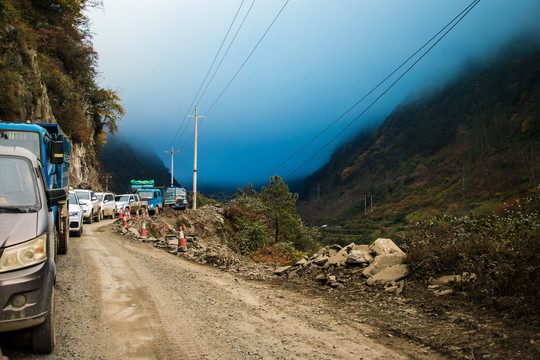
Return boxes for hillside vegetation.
[299,42,540,244]
[0,0,123,148]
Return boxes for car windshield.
[76,191,90,200]
[69,192,79,204]
[116,195,129,202]
[138,191,154,200]
[0,156,39,210]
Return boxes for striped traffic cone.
[140,219,148,238]
[178,226,187,252]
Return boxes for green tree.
[259,175,299,244]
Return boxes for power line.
[282,0,481,180]
[203,0,291,115]
[256,0,480,183]
[167,0,247,151]
[195,0,257,108]
[177,0,289,150]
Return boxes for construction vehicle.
[0,121,71,254]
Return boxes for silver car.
[95,192,116,219]
[0,145,67,353]
[74,189,101,223]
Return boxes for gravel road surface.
[1,220,443,359]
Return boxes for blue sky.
[86,0,540,191]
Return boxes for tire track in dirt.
[82,225,198,359]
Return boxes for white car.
[74,189,101,223]
[68,190,84,236]
[95,192,116,219]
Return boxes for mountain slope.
[298,42,540,244]
[99,137,181,194]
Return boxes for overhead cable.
[166,0,246,151]
[282,0,481,180]
[257,0,480,183]
[195,0,257,108]
[203,0,291,115]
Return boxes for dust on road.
[1,220,441,359]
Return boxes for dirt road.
[1,220,444,359]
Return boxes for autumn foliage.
[0,0,124,145]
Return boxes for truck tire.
[87,212,93,224]
[32,289,55,353]
[58,215,69,255]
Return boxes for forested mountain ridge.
[99,137,180,194]
[298,41,540,244]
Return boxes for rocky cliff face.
[1,24,103,191]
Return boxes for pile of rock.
[275,238,409,292]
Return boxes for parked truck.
[130,180,188,213]
[0,121,71,254]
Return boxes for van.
[0,145,67,353]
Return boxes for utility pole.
[164,147,180,188]
[187,106,205,210]
[363,194,373,214]
[105,173,112,191]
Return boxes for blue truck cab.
[136,188,163,215]
[0,121,71,255]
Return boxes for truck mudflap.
[57,203,69,255]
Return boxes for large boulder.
[346,250,374,265]
[325,248,349,267]
[369,238,405,256]
[362,253,406,278]
[367,264,409,285]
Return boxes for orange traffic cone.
[119,210,123,219]
[140,219,148,238]
[178,226,187,252]
[136,209,140,220]
[123,211,128,227]
[145,207,149,217]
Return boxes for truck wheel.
[58,215,69,255]
[95,210,101,222]
[32,288,55,353]
[88,212,93,224]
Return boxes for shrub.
[403,191,540,315]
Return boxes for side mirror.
[46,188,67,208]
[51,141,64,164]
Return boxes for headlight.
[0,233,47,273]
